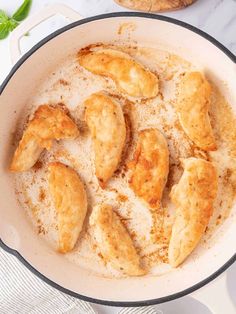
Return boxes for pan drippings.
[13,44,236,278]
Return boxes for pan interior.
[0,15,236,303]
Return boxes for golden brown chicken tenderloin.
[176,72,216,151]
[85,92,126,188]
[168,157,218,267]
[129,128,169,208]
[90,204,146,276]
[10,105,79,172]
[78,48,159,98]
[48,162,87,253]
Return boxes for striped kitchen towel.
[0,248,160,314]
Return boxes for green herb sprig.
[0,0,32,40]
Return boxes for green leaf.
[0,9,9,23]
[8,19,19,31]
[0,22,10,40]
[12,0,32,22]
[0,0,32,40]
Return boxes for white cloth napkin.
[0,248,159,314]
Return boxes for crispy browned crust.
[10,105,79,172]
[48,162,87,253]
[176,72,216,151]
[78,48,159,98]
[129,128,169,208]
[168,158,218,267]
[85,92,126,187]
[90,204,146,276]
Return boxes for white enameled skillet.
[0,4,235,312]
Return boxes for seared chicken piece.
[10,105,79,172]
[129,128,169,208]
[169,158,218,267]
[90,204,145,276]
[48,162,87,253]
[10,132,45,173]
[78,48,159,98]
[176,72,216,151]
[85,93,126,187]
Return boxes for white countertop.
[0,1,235,313]
[0,0,236,83]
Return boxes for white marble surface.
[0,0,236,82]
[0,0,235,313]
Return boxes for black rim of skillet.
[0,12,236,307]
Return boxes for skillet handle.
[9,4,82,64]
[191,272,235,314]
